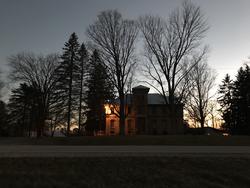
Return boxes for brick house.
[105,85,184,135]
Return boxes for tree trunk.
[67,54,74,136]
[36,117,44,138]
[119,93,125,135]
[168,89,177,134]
[78,59,84,134]
[200,117,205,129]
[78,80,83,134]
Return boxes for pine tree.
[232,65,250,134]
[55,33,80,136]
[219,65,250,134]
[8,83,40,136]
[85,50,114,135]
[218,74,234,132]
[76,43,88,134]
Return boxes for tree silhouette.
[219,65,250,134]
[138,1,208,131]
[0,100,8,136]
[87,10,138,135]
[55,33,80,136]
[85,50,114,135]
[76,43,88,134]
[8,83,40,136]
[8,53,60,137]
[233,65,250,134]
[186,61,216,128]
[218,74,234,132]
[138,1,208,105]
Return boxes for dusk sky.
[1,0,250,93]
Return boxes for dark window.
[128,120,132,129]
[127,119,132,134]
[137,106,145,114]
[110,120,115,128]
[151,107,156,114]
[137,117,146,133]
[162,107,167,115]
[110,120,115,134]
[128,106,131,114]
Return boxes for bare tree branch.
[138,1,208,105]
[87,10,139,135]
[185,60,216,128]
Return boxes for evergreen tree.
[232,65,250,134]
[218,74,234,132]
[8,53,60,137]
[85,50,114,135]
[219,65,250,134]
[55,33,80,135]
[76,43,88,134]
[8,83,40,136]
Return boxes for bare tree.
[138,1,208,105]
[207,100,221,129]
[87,10,139,135]
[8,52,60,137]
[185,61,216,129]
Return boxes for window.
[162,107,167,115]
[110,120,115,135]
[128,106,131,114]
[127,119,132,134]
[128,120,132,129]
[150,107,156,114]
[137,106,144,114]
[137,117,146,133]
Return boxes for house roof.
[147,94,166,104]
[132,85,150,90]
[114,93,167,105]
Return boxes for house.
[105,85,184,135]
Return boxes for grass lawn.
[0,157,250,188]
[2,135,250,145]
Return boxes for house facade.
[105,85,184,135]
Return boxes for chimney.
[132,85,150,115]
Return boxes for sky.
[1,0,250,97]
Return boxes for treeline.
[0,33,114,137]
[218,64,250,135]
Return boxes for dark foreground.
[0,157,250,188]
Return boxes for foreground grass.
[2,135,250,145]
[0,157,250,188]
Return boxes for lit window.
[104,105,112,114]
[110,120,115,135]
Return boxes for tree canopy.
[218,65,250,134]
